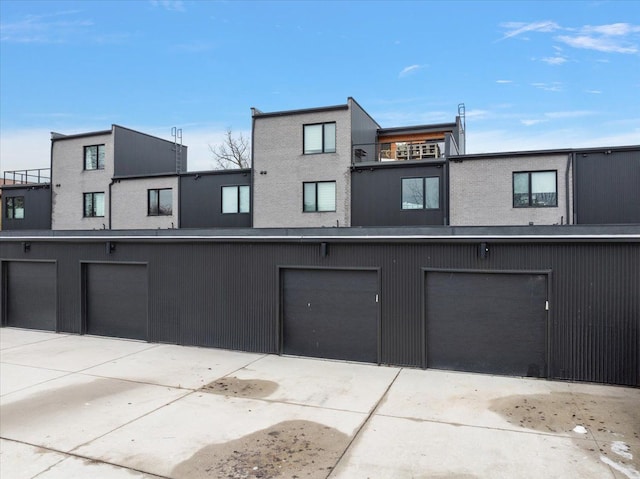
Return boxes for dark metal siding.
[113,125,188,176]
[2,186,52,230]
[351,164,446,226]
[574,149,640,224]
[349,100,379,162]
[179,172,252,228]
[0,237,637,386]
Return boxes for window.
[303,122,336,154]
[84,145,105,170]
[222,185,250,213]
[83,192,105,217]
[513,171,557,207]
[6,196,25,219]
[148,188,172,216]
[303,181,336,212]
[401,177,440,210]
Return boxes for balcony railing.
[2,168,51,185]
[352,140,445,164]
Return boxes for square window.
[148,188,172,216]
[84,145,105,170]
[303,181,336,212]
[6,196,25,219]
[401,177,440,210]
[303,123,336,154]
[222,185,250,214]
[83,192,105,217]
[513,171,557,208]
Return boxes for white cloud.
[556,34,638,53]
[0,11,93,43]
[149,0,185,12]
[496,79,513,84]
[521,119,547,126]
[586,89,602,94]
[531,82,563,92]
[541,55,567,65]
[499,21,561,40]
[582,23,640,36]
[398,64,422,78]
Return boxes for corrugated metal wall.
[1,237,638,386]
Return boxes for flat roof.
[450,144,640,161]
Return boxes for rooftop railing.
[2,168,51,185]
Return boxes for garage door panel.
[426,272,547,377]
[283,269,378,363]
[86,263,147,340]
[6,262,56,331]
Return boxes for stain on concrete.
[0,378,142,431]
[489,391,640,476]
[201,377,278,399]
[171,419,349,479]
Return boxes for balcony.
[352,140,445,165]
[2,168,51,185]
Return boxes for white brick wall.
[51,132,114,230]
[450,154,573,226]
[111,176,179,230]
[253,108,352,228]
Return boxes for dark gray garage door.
[282,269,378,363]
[85,263,147,340]
[6,261,56,331]
[426,271,548,377]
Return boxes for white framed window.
[401,177,440,210]
[513,171,557,207]
[148,188,173,216]
[303,181,336,212]
[303,122,336,154]
[83,192,105,217]
[84,145,105,170]
[222,185,250,213]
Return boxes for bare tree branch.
[209,129,251,170]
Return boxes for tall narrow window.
[401,177,440,210]
[303,122,336,154]
[83,192,105,217]
[148,188,173,216]
[84,145,105,170]
[222,185,250,213]
[303,181,336,212]
[6,196,25,219]
[513,171,557,207]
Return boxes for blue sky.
[1,0,639,173]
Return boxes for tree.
[209,129,251,169]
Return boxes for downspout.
[49,136,55,229]
[565,153,572,225]
[250,109,256,228]
[108,179,115,230]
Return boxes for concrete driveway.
[1,328,638,479]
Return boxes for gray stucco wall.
[51,132,114,230]
[450,153,573,226]
[111,176,179,230]
[252,106,352,228]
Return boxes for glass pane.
[14,197,25,219]
[97,145,105,169]
[6,198,14,219]
[531,171,556,206]
[324,123,336,153]
[222,186,238,213]
[513,173,530,207]
[239,185,250,213]
[84,194,93,217]
[317,182,336,211]
[159,189,172,215]
[95,193,105,217]
[402,178,423,209]
[304,124,323,154]
[85,146,97,170]
[148,190,158,215]
[303,183,317,211]
[424,177,440,209]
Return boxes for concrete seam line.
[327,367,403,478]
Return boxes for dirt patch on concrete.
[171,419,349,479]
[489,391,640,477]
[201,377,279,399]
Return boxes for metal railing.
[352,140,445,164]
[2,168,51,185]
